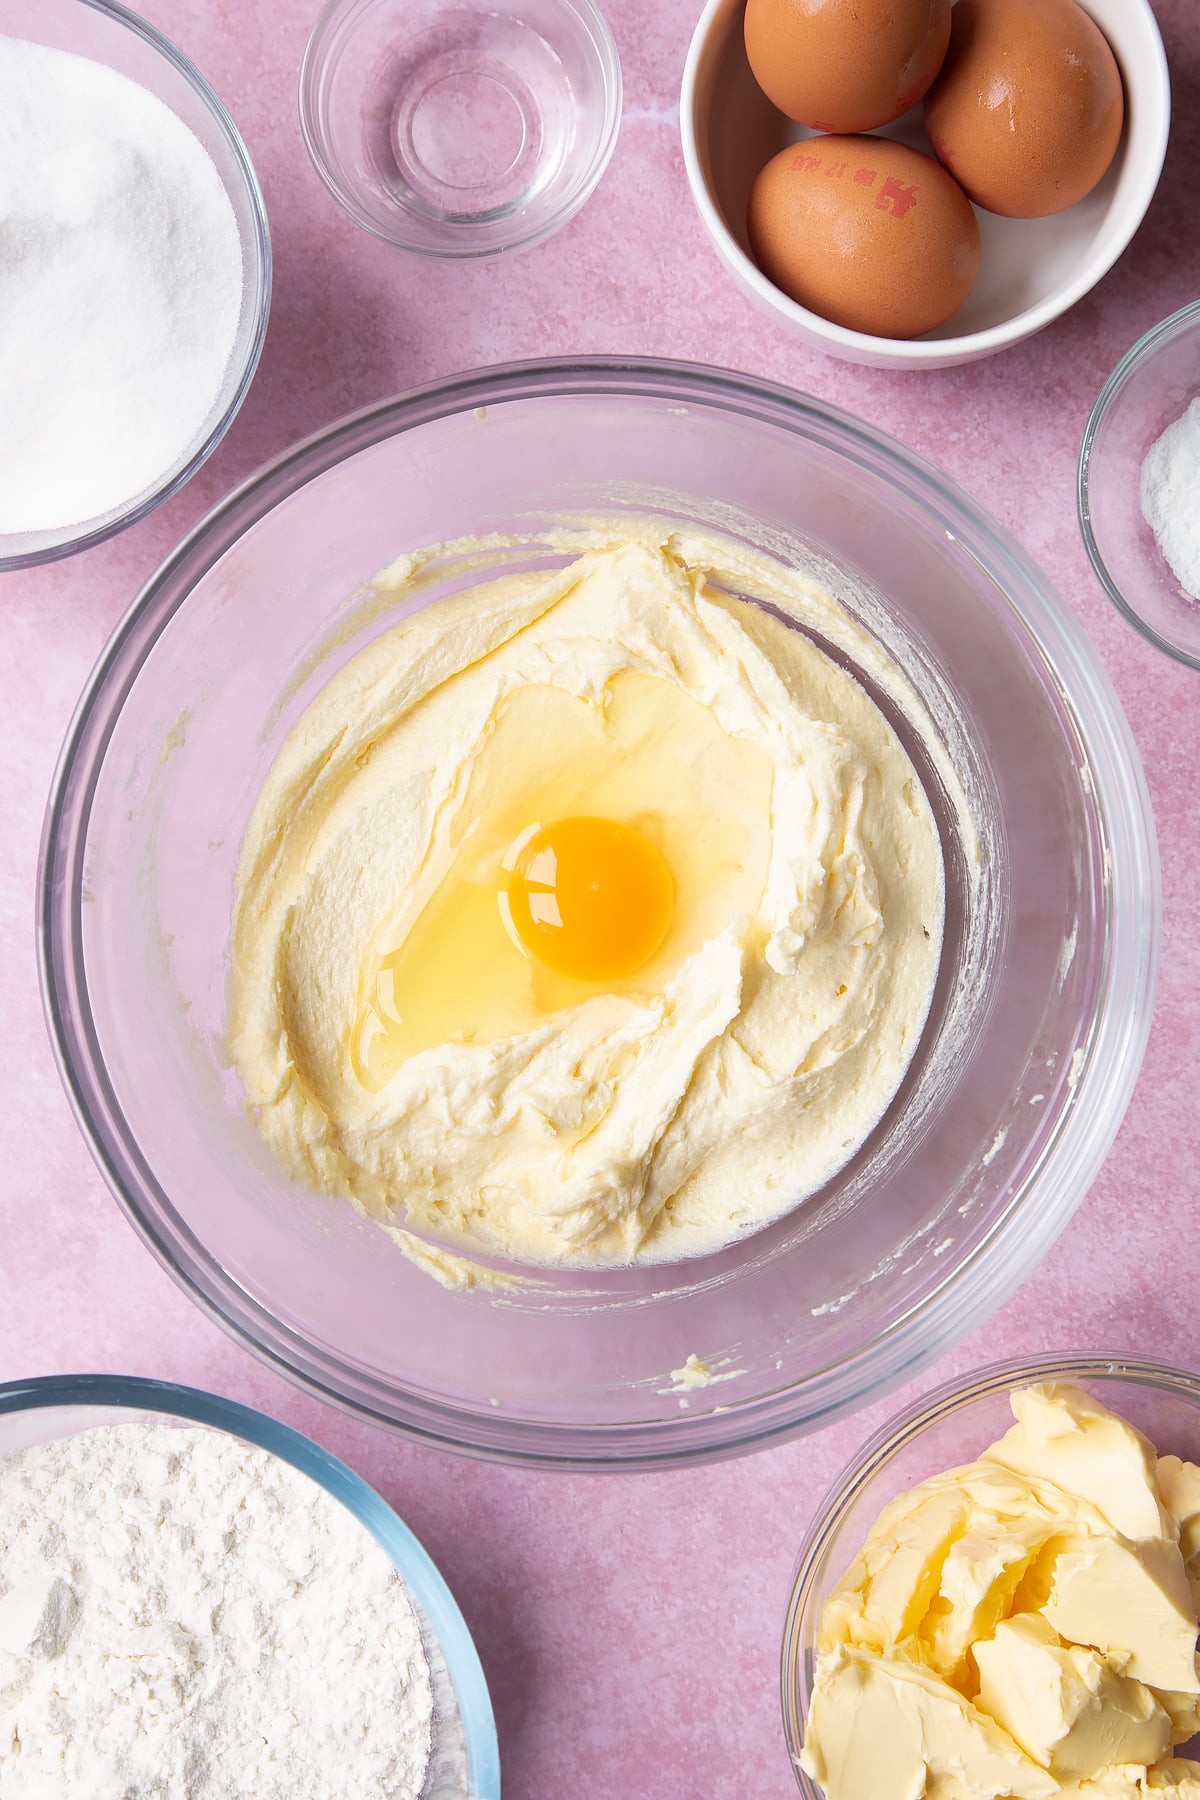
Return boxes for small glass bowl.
[781,1353,1200,1794]
[299,0,622,258]
[1079,300,1200,671]
[0,1374,500,1800]
[0,0,271,571]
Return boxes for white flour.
[0,36,244,536]
[1140,395,1200,600]
[0,1423,433,1799]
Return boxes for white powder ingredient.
[0,1423,434,1799]
[0,36,244,537]
[1140,395,1200,601]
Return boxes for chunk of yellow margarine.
[983,1386,1174,1543]
[1159,1458,1200,1575]
[1040,1534,1200,1693]
[1146,1764,1200,1795]
[800,1645,1058,1800]
[800,1384,1200,1800]
[973,1614,1172,1779]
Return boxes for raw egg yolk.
[504,816,674,982]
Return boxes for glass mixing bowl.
[39,358,1158,1469]
[0,0,272,571]
[781,1354,1200,1794]
[0,1374,499,1798]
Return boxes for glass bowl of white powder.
[39,358,1158,1469]
[1079,298,1200,672]
[0,1373,500,1799]
[0,0,271,571]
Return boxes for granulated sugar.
[0,36,245,537]
[1140,395,1200,602]
[0,1423,433,1799]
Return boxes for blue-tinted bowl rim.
[0,1372,500,1799]
[0,0,273,572]
[1077,297,1200,673]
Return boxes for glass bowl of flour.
[1079,298,1200,671]
[0,1374,500,1799]
[0,0,271,570]
[39,359,1158,1469]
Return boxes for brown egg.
[743,0,951,134]
[747,135,981,339]
[923,0,1124,218]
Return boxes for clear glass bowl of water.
[299,0,622,258]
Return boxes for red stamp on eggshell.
[875,177,917,218]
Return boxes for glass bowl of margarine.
[39,359,1157,1469]
[783,1355,1200,1798]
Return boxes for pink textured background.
[3,2,1199,1793]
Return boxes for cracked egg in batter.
[229,532,945,1268]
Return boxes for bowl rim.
[1077,297,1200,673]
[780,1351,1200,1793]
[679,0,1171,367]
[0,1371,501,1799]
[297,0,623,260]
[0,0,273,573]
[37,354,1160,1471]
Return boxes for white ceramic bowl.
[680,0,1169,371]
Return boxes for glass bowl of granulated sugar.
[1079,298,1200,671]
[0,1374,500,1799]
[0,0,271,571]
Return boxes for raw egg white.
[743,0,951,134]
[747,135,981,339]
[350,672,773,1091]
[923,0,1125,219]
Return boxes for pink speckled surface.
[3,2,1199,1794]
